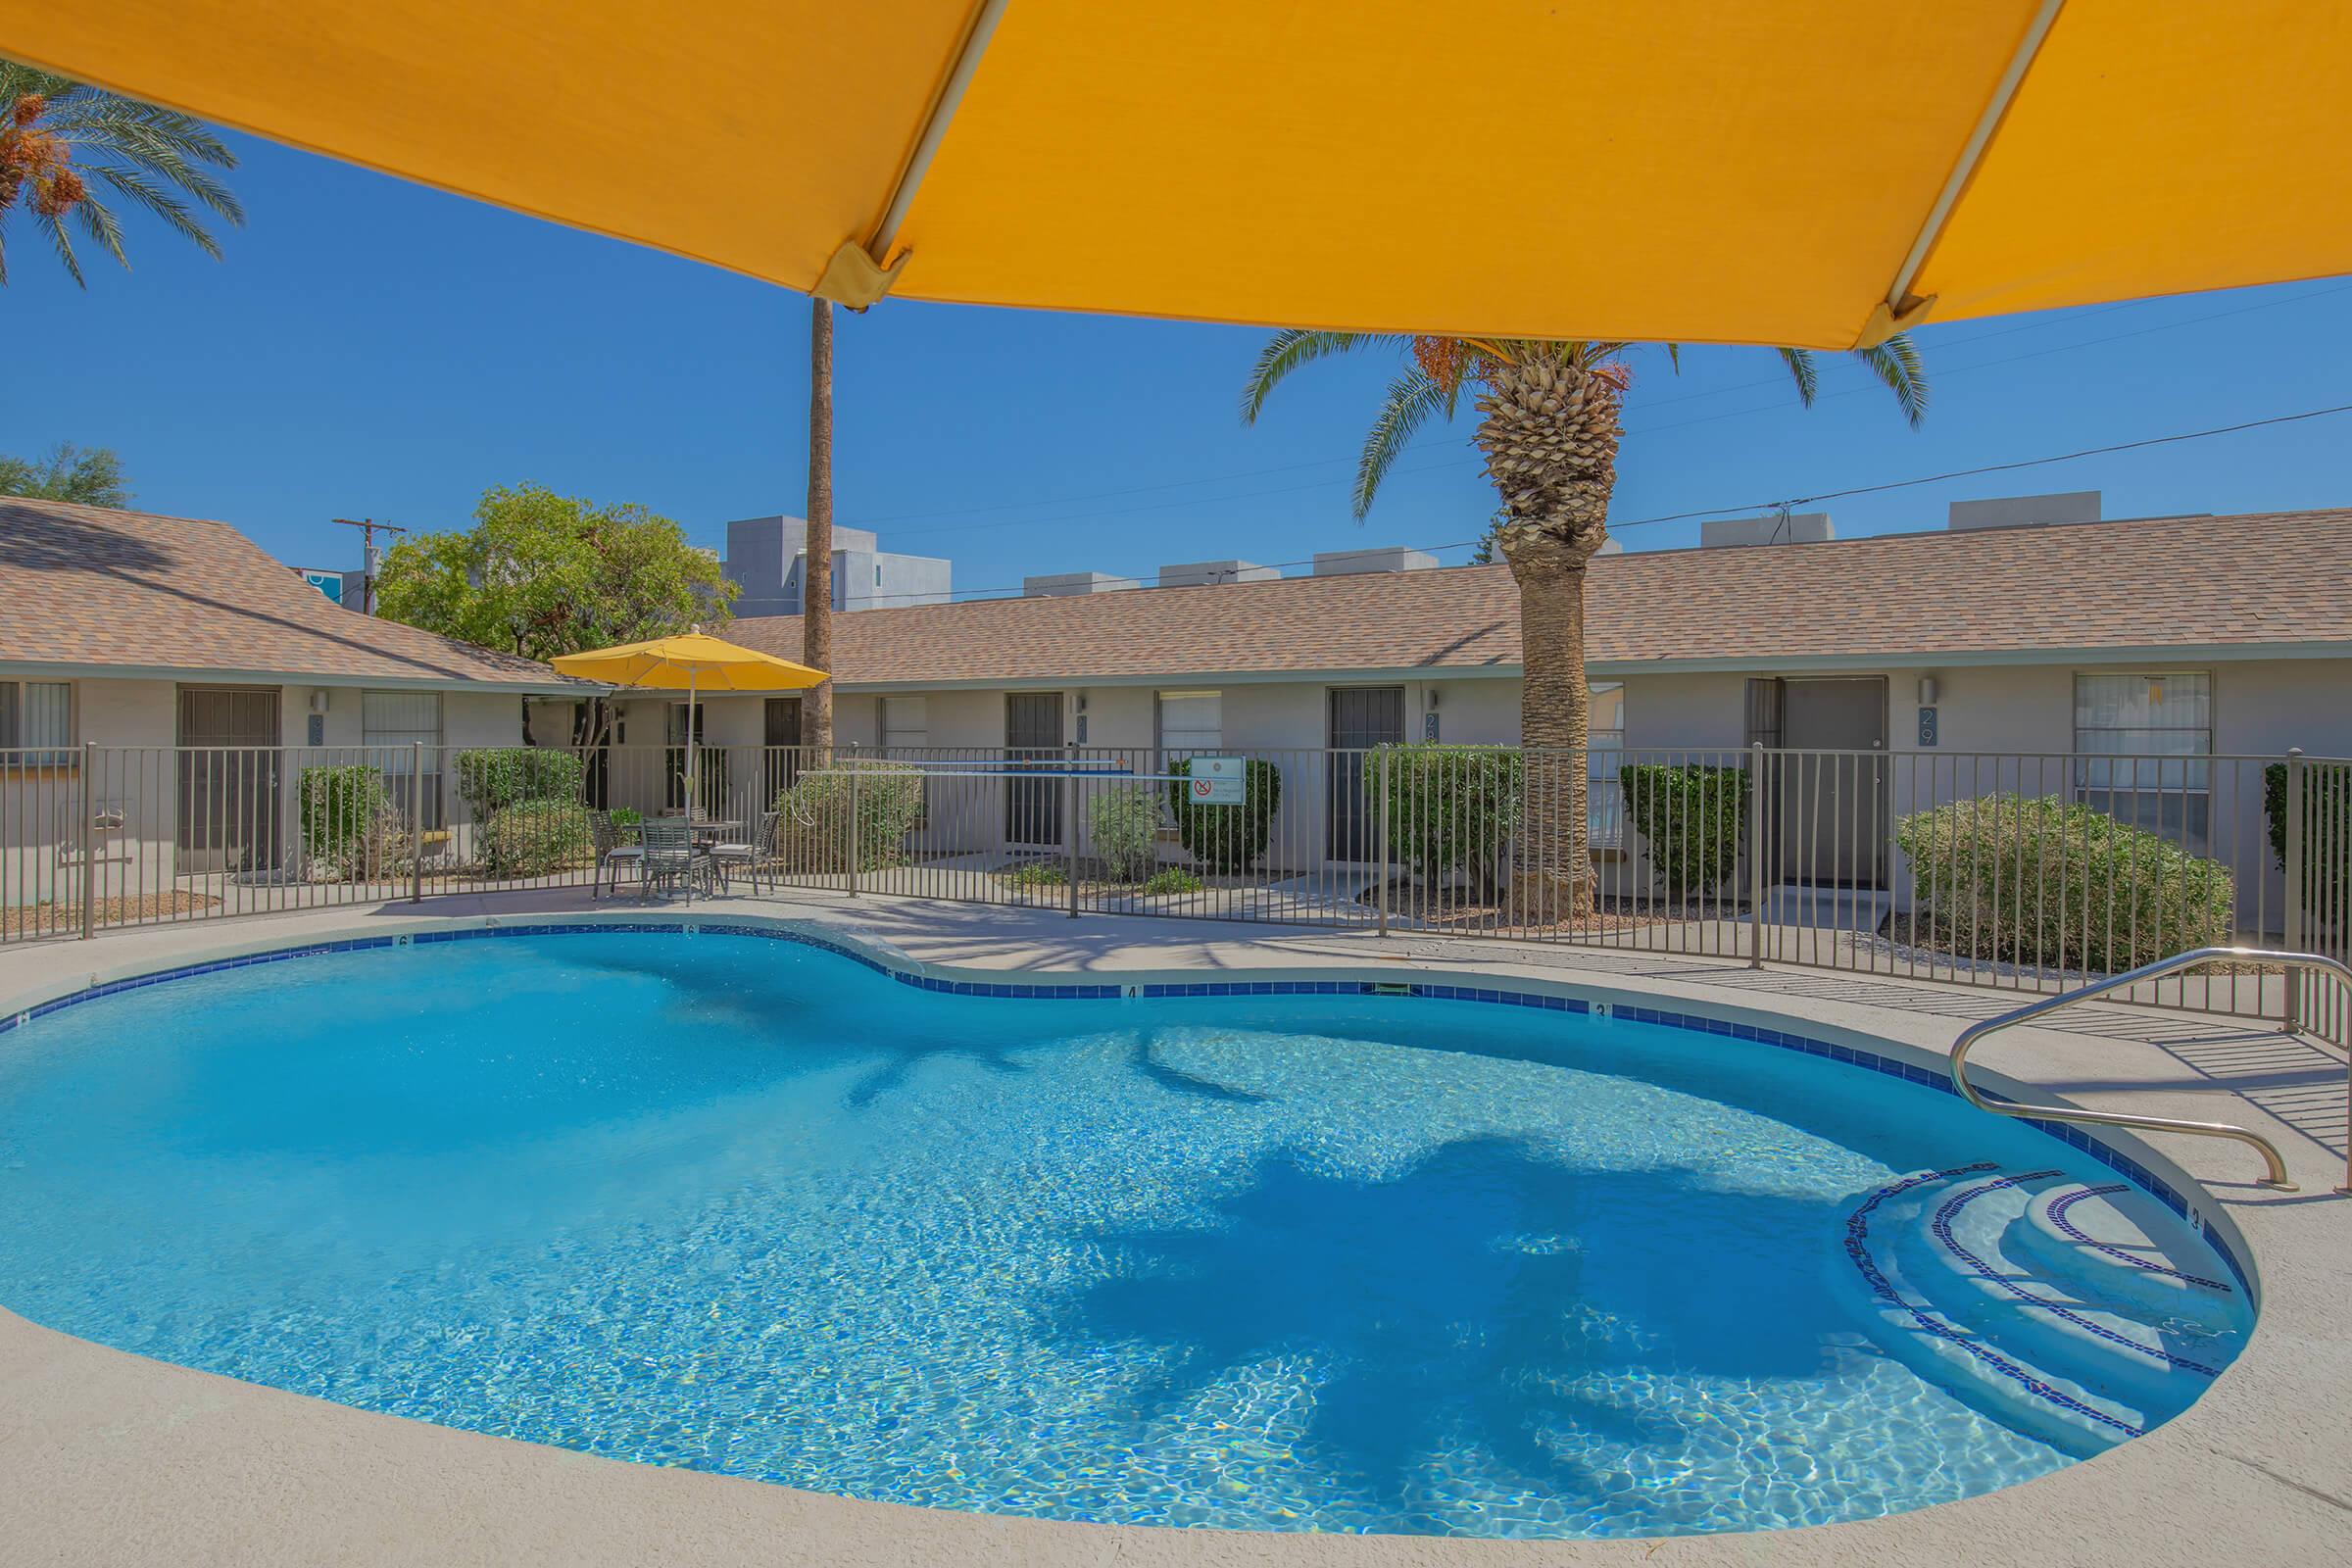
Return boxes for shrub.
[1089,786,1162,882]
[297,764,407,877]
[1893,793,2235,973]
[455,748,585,817]
[774,759,922,873]
[1371,744,1522,896]
[480,800,594,877]
[2262,760,2352,927]
[1619,763,1751,898]
[1165,757,1282,872]
[1141,867,1203,896]
[1003,860,1067,888]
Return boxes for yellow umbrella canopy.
[550,632,826,694]
[552,634,823,820]
[2,1,2345,348]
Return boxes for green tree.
[0,440,129,506]
[376,483,735,663]
[0,61,242,285]
[1243,334,1925,920]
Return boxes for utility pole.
[332,517,408,615]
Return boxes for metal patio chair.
[637,815,712,903]
[588,809,645,901]
[709,809,781,895]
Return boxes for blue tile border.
[0,914,2250,1293]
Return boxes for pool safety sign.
[1190,756,1247,805]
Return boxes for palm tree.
[802,297,836,750]
[1243,332,1926,921]
[0,61,242,285]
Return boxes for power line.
[1716,401,2352,519]
[834,281,2336,538]
[798,396,2352,608]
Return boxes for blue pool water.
[0,932,2232,1537]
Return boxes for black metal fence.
[6,741,2347,1043]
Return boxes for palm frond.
[88,164,220,258]
[1,61,244,286]
[0,62,74,101]
[1240,329,1396,424]
[33,206,86,287]
[1351,368,1452,520]
[71,190,129,270]
[1851,332,1929,427]
[1777,347,1820,406]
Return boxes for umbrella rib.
[818,0,1012,308]
[1858,0,2068,347]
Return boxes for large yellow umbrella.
[552,631,825,821]
[1,2,2344,348]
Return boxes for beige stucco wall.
[3,676,537,909]
[528,658,2351,910]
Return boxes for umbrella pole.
[686,666,699,905]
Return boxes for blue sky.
[5,128,2348,594]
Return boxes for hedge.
[479,800,594,877]
[297,764,405,878]
[1370,744,1522,895]
[2262,760,2352,927]
[1164,757,1282,872]
[1892,793,2234,973]
[454,748,586,818]
[1088,785,1162,882]
[1619,762,1749,898]
[774,760,923,873]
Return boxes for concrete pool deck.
[0,886,2345,1568]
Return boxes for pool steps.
[1842,1164,2249,1456]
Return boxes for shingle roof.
[723,509,2352,686]
[0,498,584,690]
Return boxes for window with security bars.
[0,680,74,764]
[364,690,444,827]
[2074,671,2211,850]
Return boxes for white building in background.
[720,516,952,616]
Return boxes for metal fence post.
[1065,743,1080,919]
[79,741,96,940]
[1749,742,1767,968]
[847,759,860,897]
[2284,748,2305,1033]
[1376,745,1390,938]
[411,742,426,904]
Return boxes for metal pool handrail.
[1950,947,2352,1194]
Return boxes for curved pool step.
[2011,1180,2243,1330]
[1838,1164,2247,1456]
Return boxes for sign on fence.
[1190,755,1247,805]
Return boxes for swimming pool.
[0,925,2250,1540]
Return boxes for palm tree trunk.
[1505,539,1595,922]
[803,295,835,752]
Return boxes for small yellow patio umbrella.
[551,630,825,820]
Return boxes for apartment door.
[1328,685,1405,859]
[763,697,803,804]
[176,685,282,875]
[1004,692,1063,847]
[1780,676,1887,885]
